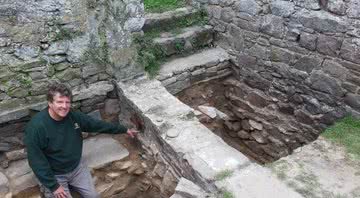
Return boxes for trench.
[176,77,266,164]
[176,77,269,164]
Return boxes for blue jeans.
[40,159,99,198]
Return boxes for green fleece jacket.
[24,108,127,192]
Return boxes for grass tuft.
[215,169,233,181]
[322,116,360,160]
[144,0,186,13]
[221,189,235,198]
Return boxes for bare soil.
[176,78,270,164]
[14,134,163,198]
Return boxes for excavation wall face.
[190,0,360,159]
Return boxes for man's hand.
[53,185,67,198]
[126,128,139,138]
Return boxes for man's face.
[48,93,71,120]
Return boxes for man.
[24,83,138,198]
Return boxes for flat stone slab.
[216,164,304,198]
[173,178,208,198]
[269,136,360,198]
[0,101,47,124]
[72,81,114,102]
[159,47,230,76]
[144,7,198,31]
[83,134,129,169]
[0,172,9,196]
[4,159,37,195]
[153,25,213,43]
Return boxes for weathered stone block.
[270,0,295,18]
[260,15,285,38]
[294,55,322,73]
[347,74,360,87]
[251,131,267,144]
[5,148,27,161]
[243,72,271,91]
[29,71,46,81]
[30,80,50,96]
[319,107,347,125]
[228,25,244,51]
[304,97,322,115]
[234,0,260,16]
[317,35,342,56]
[341,82,358,94]
[56,68,81,82]
[322,59,348,79]
[294,110,314,125]
[246,44,268,60]
[278,102,295,115]
[44,41,69,55]
[299,32,317,51]
[270,46,295,64]
[309,71,344,98]
[327,0,347,16]
[247,91,268,108]
[340,38,360,64]
[229,96,255,113]
[208,5,222,19]
[237,130,250,139]
[81,95,107,107]
[348,2,360,19]
[234,17,259,32]
[0,172,9,196]
[82,64,105,78]
[294,10,348,33]
[344,93,360,112]
[73,81,114,102]
[302,0,321,10]
[14,46,40,61]
[220,7,235,23]
[173,178,207,198]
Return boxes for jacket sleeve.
[24,125,60,192]
[73,111,128,134]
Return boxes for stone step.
[153,25,214,57]
[156,47,232,94]
[143,6,200,32]
[158,47,230,78]
[1,135,129,196]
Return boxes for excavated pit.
[176,76,297,164]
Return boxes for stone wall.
[158,58,232,94]
[0,0,144,103]
[191,0,360,160]
[0,0,144,166]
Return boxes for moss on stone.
[10,59,47,72]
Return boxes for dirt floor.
[14,134,165,198]
[176,77,269,164]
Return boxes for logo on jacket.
[74,123,80,129]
